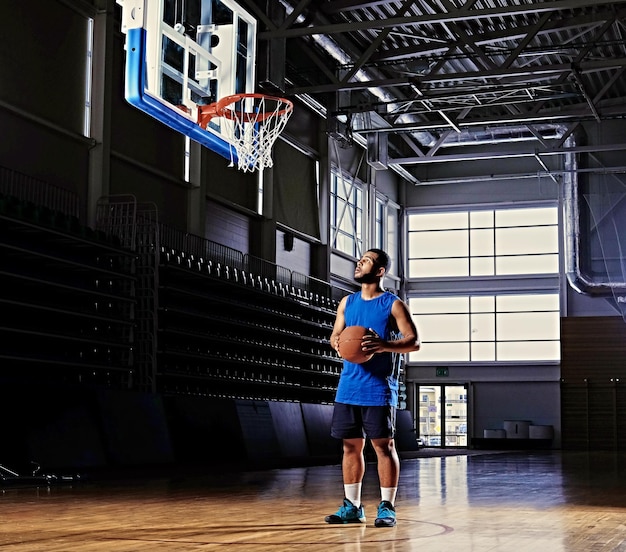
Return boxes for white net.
[218,95,293,173]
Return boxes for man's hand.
[361,328,385,355]
[333,334,342,356]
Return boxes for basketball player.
[325,249,420,528]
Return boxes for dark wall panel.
[0,111,90,208]
[561,316,626,382]
[96,390,174,466]
[111,33,186,176]
[561,316,626,450]
[396,409,419,452]
[163,396,245,465]
[202,148,258,211]
[205,200,250,254]
[0,0,88,133]
[269,401,310,458]
[0,386,107,471]
[301,403,341,458]
[273,140,319,239]
[236,400,281,462]
[109,158,189,228]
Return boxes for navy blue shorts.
[330,402,396,440]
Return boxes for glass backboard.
[116,0,257,162]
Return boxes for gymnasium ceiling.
[243,0,626,184]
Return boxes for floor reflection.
[2,451,626,551]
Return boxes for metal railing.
[158,222,346,301]
[0,166,80,218]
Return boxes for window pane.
[497,312,560,340]
[496,207,557,227]
[498,340,560,361]
[339,215,353,233]
[470,210,494,227]
[411,296,469,314]
[412,342,469,362]
[411,230,468,257]
[420,314,469,341]
[471,296,495,311]
[375,201,383,250]
[336,233,353,253]
[470,313,495,339]
[471,341,495,361]
[337,179,351,200]
[470,228,494,255]
[409,258,468,277]
[497,294,559,311]
[387,207,398,275]
[496,227,558,255]
[470,256,494,276]
[496,254,559,275]
[409,211,468,231]
[331,172,363,257]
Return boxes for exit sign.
[436,367,449,377]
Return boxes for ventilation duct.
[439,125,566,147]
[563,129,626,295]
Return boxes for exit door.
[417,384,468,447]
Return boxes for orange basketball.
[338,325,374,364]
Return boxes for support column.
[87,0,115,226]
[250,168,276,262]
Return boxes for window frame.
[329,171,401,279]
[405,202,561,365]
[408,291,561,364]
[374,194,400,278]
[407,203,560,280]
[330,169,364,259]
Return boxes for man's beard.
[354,272,379,284]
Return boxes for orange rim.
[212,93,293,123]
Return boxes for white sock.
[380,487,397,505]
[344,483,362,507]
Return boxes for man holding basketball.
[325,248,420,528]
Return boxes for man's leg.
[371,437,399,527]
[342,437,366,505]
[371,437,399,490]
[342,437,366,484]
[325,438,367,524]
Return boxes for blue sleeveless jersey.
[335,291,400,407]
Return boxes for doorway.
[417,384,468,447]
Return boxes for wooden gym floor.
[1,450,626,551]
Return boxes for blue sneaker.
[324,498,366,524]
[374,500,396,527]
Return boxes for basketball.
[338,325,374,364]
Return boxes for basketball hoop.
[197,93,293,173]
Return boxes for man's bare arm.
[362,300,420,355]
[329,296,348,354]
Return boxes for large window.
[84,17,94,137]
[330,172,399,273]
[410,293,560,362]
[330,171,363,258]
[408,207,558,278]
[407,204,560,363]
[375,196,399,277]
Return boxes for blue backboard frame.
[117,0,258,164]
